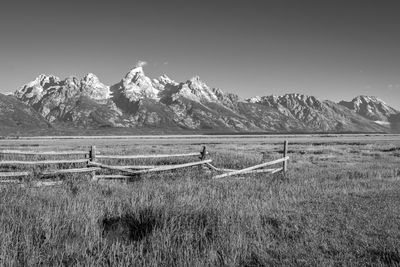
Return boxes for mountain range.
[1,63,399,135]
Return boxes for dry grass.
[1,136,400,266]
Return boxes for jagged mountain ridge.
[339,96,399,123]
[15,73,115,124]
[11,64,392,133]
[247,94,389,132]
[0,93,51,135]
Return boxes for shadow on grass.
[240,252,267,267]
[101,208,161,243]
[100,207,219,246]
[364,248,400,265]
[260,214,306,242]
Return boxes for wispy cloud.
[388,84,400,90]
[151,61,168,67]
[135,60,147,68]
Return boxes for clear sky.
[1,0,399,108]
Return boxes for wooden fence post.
[283,140,288,174]
[199,146,207,172]
[200,146,207,160]
[90,146,97,181]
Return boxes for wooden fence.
[208,140,288,179]
[0,141,289,184]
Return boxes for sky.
[0,0,399,108]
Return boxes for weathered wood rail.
[0,141,289,184]
[89,159,212,175]
[211,157,288,179]
[0,148,95,181]
[0,150,89,156]
[208,140,289,179]
[0,171,31,178]
[96,152,203,160]
[0,159,88,165]
[86,146,211,180]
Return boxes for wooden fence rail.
[96,152,206,160]
[0,171,31,178]
[0,150,89,156]
[124,159,212,175]
[0,141,289,184]
[204,163,236,172]
[0,167,102,178]
[88,162,140,175]
[0,159,88,165]
[95,175,140,180]
[41,167,101,176]
[212,156,289,179]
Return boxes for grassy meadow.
[1,135,400,266]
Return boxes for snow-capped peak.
[81,73,111,100]
[339,95,399,122]
[347,95,391,110]
[354,95,386,106]
[152,74,178,91]
[173,75,219,102]
[14,74,61,102]
[82,73,100,83]
[187,76,210,90]
[23,74,60,89]
[118,65,160,101]
[158,74,176,85]
[124,66,145,81]
[123,61,148,80]
[247,96,261,103]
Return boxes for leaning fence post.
[199,146,207,172]
[89,146,97,181]
[200,146,207,160]
[283,140,288,173]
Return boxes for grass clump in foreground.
[1,141,400,266]
[1,169,400,266]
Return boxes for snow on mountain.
[247,94,384,132]
[153,74,178,88]
[15,73,115,124]
[11,64,391,133]
[81,73,111,100]
[116,66,160,101]
[15,74,61,105]
[339,95,399,122]
[182,76,219,102]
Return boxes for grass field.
[1,134,400,266]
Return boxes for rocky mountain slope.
[247,94,386,132]
[339,96,399,123]
[9,63,392,133]
[0,93,51,135]
[14,73,119,127]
